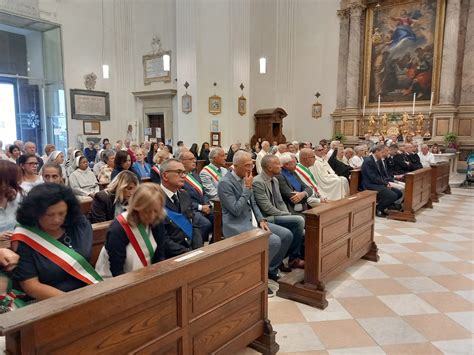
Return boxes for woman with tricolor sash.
[95,183,167,277]
[12,184,100,301]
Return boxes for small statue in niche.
[400,112,410,135]
[415,112,425,135]
[84,73,97,90]
[367,113,377,134]
[151,35,163,55]
[381,113,388,135]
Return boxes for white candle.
[377,95,381,116]
[362,95,366,117]
[429,92,433,114]
[412,93,416,115]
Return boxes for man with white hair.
[314,145,350,200]
[350,146,365,168]
[295,148,326,206]
[325,140,340,160]
[256,140,270,174]
[418,144,435,168]
[24,141,44,170]
[200,147,228,200]
[275,143,288,158]
[343,147,354,165]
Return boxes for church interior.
[0,0,473,354]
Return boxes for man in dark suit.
[328,143,352,179]
[406,143,423,171]
[160,158,203,257]
[178,150,213,242]
[361,145,403,217]
[392,143,413,175]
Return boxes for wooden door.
[147,114,165,142]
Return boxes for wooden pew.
[141,176,151,183]
[430,161,451,202]
[277,190,379,309]
[91,221,112,267]
[387,167,433,222]
[79,197,93,215]
[212,198,223,243]
[349,169,361,195]
[0,229,279,355]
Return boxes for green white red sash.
[202,164,221,183]
[117,213,154,267]
[152,165,160,175]
[295,164,319,193]
[185,173,203,195]
[12,225,103,285]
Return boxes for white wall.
[38,0,339,148]
[249,0,339,144]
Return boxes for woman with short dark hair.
[7,145,21,163]
[12,184,100,301]
[95,183,167,277]
[110,151,138,181]
[198,142,211,165]
[18,154,43,194]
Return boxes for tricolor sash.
[152,165,160,175]
[295,164,319,193]
[165,207,193,240]
[185,173,203,195]
[117,213,155,267]
[12,225,103,285]
[0,273,27,311]
[202,164,221,183]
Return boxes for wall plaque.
[0,0,39,18]
[70,89,110,120]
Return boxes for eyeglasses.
[165,169,186,176]
[25,162,39,165]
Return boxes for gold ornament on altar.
[367,113,377,134]
[381,113,388,135]
[415,112,424,135]
[400,112,411,135]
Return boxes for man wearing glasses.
[218,151,292,297]
[160,159,203,258]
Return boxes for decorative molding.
[348,2,366,17]
[337,8,350,19]
[132,89,177,99]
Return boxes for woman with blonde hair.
[88,170,139,223]
[95,183,167,277]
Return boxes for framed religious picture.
[312,102,322,119]
[238,95,247,116]
[83,120,101,135]
[70,89,110,120]
[143,51,172,85]
[182,93,192,114]
[362,0,445,107]
[210,132,221,147]
[209,95,222,115]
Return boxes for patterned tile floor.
[240,187,474,355]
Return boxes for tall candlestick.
[412,93,416,115]
[429,92,433,115]
[362,95,366,117]
[377,95,381,116]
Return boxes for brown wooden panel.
[191,293,263,355]
[351,226,373,256]
[436,119,449,136]
[134,334,183,355]
[91,221,111,267]
[458,119,472,136]
[39,290,180,354]
[321,215,350,246]
[349,169,361,195]
[80,198,92,215]
[343,121,354,136]
[352,205,374,230]
[189,253,263,318]
[335,121,342,135]
[320,240,350,275]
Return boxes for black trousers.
[377,187,403,212]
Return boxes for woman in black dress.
[110,150,138,181]
[12,184,100,301]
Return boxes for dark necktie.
[271,179,278,206]
[172,193,179,209]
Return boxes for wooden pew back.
[0,230,277,355]
[388,167,432,222]
[277,191,379,309]
[91,221,112,267]
[430,162,451,202]
[212,198,223,242]
[79,197,93,215]
[349,169,361,195]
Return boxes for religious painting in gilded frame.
[312,102,322,119]
[209,95,222,115]
[182,93,192,114]
[238,95,247,116]
[362,0,445,107]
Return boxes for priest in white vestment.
[313,145,349,200]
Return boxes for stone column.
[336,8,350,109]
[439,0,462,105]
[345,2,365,109]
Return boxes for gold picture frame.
[312,103,322,119]
[362,0,445,108]
[209,95,222,115]
[83,120,101,135]
[143,51,172,85]
[238,95,247,116]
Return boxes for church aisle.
[241,189,474,355]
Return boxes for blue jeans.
[267,222,293,276]
[271,215,305,261]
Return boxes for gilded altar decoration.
[380,113,388,135]
[367,113,377,135]
[400,112,411,135]
[415,112,425,135]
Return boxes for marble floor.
[241,187,474,355]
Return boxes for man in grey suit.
[253,155,305,270]
[200,147,228,200]
[217,151,292,293]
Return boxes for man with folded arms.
[200,147,228,200]
[253,155,305,270]
[218,151,292,295]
